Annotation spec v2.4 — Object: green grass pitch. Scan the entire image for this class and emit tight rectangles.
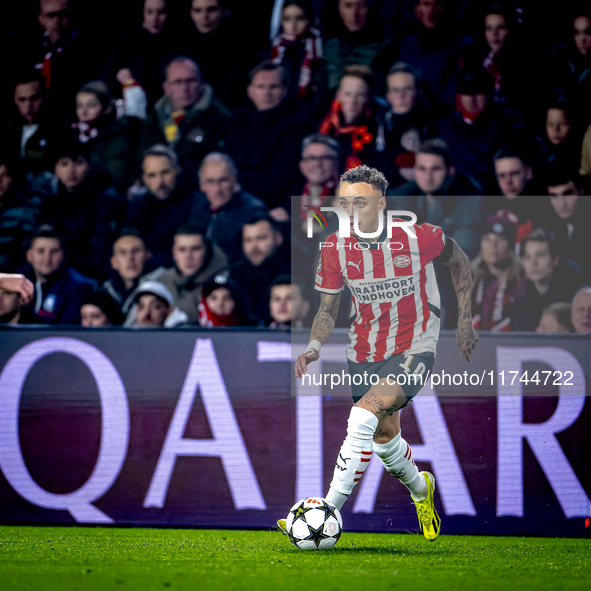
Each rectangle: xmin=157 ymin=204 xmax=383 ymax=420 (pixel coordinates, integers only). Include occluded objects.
xmin=0 ymin=526 xmax=589 ymax=591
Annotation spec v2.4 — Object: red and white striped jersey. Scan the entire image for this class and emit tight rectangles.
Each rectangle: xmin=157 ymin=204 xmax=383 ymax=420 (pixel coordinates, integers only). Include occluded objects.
xmin=315 ymin=223 xmax=446 ymax=363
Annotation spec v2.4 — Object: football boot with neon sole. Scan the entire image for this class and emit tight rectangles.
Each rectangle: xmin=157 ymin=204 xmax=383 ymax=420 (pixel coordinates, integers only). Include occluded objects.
xmin=412 ymin=471 xmax=441 ymax=541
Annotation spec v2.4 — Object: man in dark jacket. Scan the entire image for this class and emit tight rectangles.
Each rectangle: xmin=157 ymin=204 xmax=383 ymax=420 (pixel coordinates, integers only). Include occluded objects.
xmin=437 ymin=67 xmax=523 ymax=193
xmin=533 ymin=167 xmax=591 ymax=283
xmin=230 ymin=213 xmax=290 ymax=324
xmin=1 ymin=72 xmax=65 ymax=173
xmin=191 ymin=152 xmax=267 ymax=266
xmin=144 ymin=222 xmax=228 ymax=322
xmin=20 ymin=224 xmax=97 ymax=324
xmin=139 ymin=56 xmax=231 ymax=174
xmin=513 ymin=228 xmax=584 ymax=330
xmin=0 ymin=157 xmax=42 ymax=272
xmin=125 ymin=145 xmax=199 ymax=267
xmin=39 ymin=141 xmax=125 ymax=280
xmin=220 ymin=61 xmax=312 ymax=208
xmin=102 ymin=228 xmax=153 ymax=315
xmin=367 ymin=62 xmax=437 ymax=188
xmin=390 ymin=138 xmax=483 ymax=257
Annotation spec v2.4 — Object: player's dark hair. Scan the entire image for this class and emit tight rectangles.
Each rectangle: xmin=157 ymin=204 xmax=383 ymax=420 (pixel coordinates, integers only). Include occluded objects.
xmin=520 ymin=228 xmax=558 ymax=259
xmin=417 ymin=138 xmax=453 ymax=168
xmin=339 ymin=165 xmax=388 ymax=196
xmin=28 ymin=224 xmax=66 ymax=250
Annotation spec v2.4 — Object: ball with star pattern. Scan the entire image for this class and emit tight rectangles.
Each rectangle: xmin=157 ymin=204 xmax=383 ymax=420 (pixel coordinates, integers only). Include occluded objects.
xmin=286 ymin=497 xmax=343 ymax=550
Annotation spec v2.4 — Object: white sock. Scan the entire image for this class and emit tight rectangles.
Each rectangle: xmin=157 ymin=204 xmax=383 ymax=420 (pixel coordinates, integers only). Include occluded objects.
xmin=325 ymin=406 xmax=378 ymax=510
xmin=373 ymin=432 xmax=428 ymax=501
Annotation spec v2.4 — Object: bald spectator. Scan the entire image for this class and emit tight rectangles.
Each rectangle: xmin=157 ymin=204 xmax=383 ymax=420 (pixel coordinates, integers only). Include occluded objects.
xmin=571 ymin=287 xmax=591 ymax=334
xmin=191 ymin=152 xmax=266 ymax=265
xmin=102 ymin=229 xmax=152 ymax=314
xmin=221 ymin=61 xmax=311 ymax=208
xmin=535 ymin=302 xmax=574 ymax=334
xmin=80 ymin=290 xmax=124 ymax=327
xmin=145 ymin=223 xmax=228 ymax=322
xmin=20 ymin=225 xmax=97 ymax=324
xmin=230 ymin=214 xmax=290 ymax=323
xmin=140 ymin=56 xmax=231 ymax=173
xmin=124 ymin=281 xmax=189 ymax=328
xmin=125 ymin=145 xmax=198 ymax=265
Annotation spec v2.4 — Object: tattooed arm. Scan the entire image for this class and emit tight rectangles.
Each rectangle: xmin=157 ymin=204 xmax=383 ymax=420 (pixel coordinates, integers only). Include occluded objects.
xmin=442 ymin=238 xmax=479 ymax=362
xmin=295 ymin=291 xmax=341 ymax=378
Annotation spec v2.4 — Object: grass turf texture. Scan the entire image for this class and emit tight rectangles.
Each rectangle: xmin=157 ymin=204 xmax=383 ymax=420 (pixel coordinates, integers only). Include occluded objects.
xmin=0 ymin=526 xmax=589 ymax=591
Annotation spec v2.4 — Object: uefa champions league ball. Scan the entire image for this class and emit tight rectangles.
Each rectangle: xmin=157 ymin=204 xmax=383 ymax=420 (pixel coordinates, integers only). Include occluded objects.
xmin=286 ymin=497 xmax=343 ymax=550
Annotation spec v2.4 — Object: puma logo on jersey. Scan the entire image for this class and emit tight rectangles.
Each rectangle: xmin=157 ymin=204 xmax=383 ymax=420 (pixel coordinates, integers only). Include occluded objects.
xmin=347 ymin=260 xmax=361 ymax=272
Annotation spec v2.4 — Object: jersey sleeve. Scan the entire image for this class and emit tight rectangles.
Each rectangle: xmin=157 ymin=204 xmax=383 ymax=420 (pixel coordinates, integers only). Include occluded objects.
xmin=314 ymin=241 xmax=345 ymax=294
xmin=416 ymin=223 xmax=446 ymax=267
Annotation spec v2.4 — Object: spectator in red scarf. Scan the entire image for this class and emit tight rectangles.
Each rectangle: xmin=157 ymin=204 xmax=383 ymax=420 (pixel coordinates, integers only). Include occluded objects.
xmin=71 ymin=81 xmax=141 ymax=193
xmin=198 ymin=275 xmax=249 ymax=327
xmin=437 ymin=66 xmax=523 ymax=192
xmin=462 ymin=4 xmax=534 ymax=115
xmin=270 ymin=1 xmax=323 ymax=105
xmin=319 ymin=65 xmax=384 ymax=170
xmin=471 ymin=209 xmax=525 ymax=332
xmin=21 ymin=0 xmax=100 ymax=117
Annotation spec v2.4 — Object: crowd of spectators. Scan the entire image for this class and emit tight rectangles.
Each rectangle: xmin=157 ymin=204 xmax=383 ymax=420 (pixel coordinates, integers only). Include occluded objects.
xmin=1 ymin=0 xmax=591 ymax=335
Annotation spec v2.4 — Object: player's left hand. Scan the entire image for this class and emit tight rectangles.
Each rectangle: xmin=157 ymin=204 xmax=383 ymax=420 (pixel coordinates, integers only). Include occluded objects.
xmin=0 ymin=273 xmax=34 ymax=305
xmin=456 ymin=320 xmax=478 ymax=362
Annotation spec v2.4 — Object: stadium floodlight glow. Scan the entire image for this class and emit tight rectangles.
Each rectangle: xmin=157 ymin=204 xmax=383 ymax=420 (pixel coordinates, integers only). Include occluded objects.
xmin=305 ymin=208 xmax=418 ymax=239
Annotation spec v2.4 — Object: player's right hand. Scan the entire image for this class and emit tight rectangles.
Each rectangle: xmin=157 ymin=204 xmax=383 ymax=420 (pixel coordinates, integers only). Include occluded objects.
xmin=0 ymin=273 xmax=34 ymax=305
xmin=295 ymin=348 xmax=320 ymax=379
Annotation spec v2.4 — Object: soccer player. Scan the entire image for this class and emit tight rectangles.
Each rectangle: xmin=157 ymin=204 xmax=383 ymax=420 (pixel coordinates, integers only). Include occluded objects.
xmin=279 ymin=165 xmax=478 ymax=541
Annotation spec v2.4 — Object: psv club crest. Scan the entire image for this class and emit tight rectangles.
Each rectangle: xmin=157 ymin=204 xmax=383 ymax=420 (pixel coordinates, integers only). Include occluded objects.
xmin=393 ymin=255 xmax=411 ymax=268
